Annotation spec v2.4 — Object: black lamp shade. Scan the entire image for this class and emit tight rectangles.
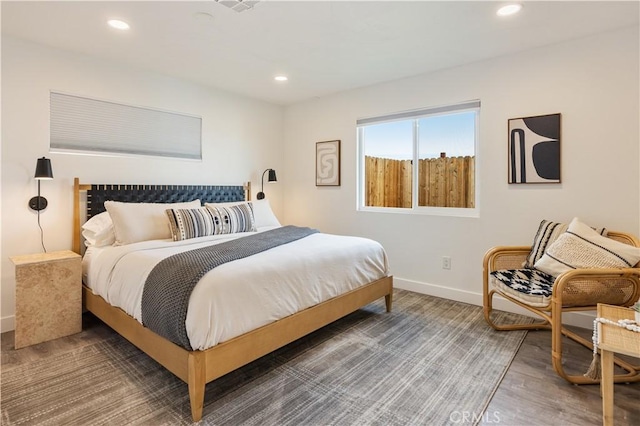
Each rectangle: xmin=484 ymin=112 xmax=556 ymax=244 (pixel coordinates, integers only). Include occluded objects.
xmin=34 ymin=157 xmax=53 ymax=180
xmin=29 ymin=157 xmax=53 ymax=211
xmin=257 ymin=168 xmax=277 ymax=200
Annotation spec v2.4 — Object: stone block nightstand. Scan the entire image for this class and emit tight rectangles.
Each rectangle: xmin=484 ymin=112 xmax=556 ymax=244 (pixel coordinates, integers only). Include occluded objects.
xmin=10 ymin=250 xmax=82 ymax=349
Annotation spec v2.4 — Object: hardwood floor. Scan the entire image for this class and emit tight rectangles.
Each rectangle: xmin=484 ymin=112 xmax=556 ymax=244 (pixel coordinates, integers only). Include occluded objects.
xmin=2 ymin=313 xmax=638 ymax=425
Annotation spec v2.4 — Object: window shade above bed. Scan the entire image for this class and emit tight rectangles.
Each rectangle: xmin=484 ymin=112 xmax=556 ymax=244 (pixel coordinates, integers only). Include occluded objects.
xmin=50 ymin=92 xmax=202 ymax=160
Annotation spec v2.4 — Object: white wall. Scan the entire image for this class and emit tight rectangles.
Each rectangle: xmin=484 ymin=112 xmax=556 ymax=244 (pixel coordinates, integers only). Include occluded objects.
xmin=282 ymin=26 xmax=640 ymax=327
xmin=1 ymin=37 xmax=284 ymax=331
xmin=3 ymin=27 xmax=638 ymax=332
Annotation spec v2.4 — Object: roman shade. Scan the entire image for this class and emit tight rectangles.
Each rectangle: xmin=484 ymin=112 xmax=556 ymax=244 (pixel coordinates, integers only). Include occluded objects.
xmin=50 ymin=92 xmax=202 ymax=160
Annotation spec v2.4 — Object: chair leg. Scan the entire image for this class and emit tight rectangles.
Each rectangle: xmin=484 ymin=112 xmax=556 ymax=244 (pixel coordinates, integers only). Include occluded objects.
xmin=551 ymin=319 xmax=640 ymax=384
xmin=485 ymin=290 xmax=638 ymax=384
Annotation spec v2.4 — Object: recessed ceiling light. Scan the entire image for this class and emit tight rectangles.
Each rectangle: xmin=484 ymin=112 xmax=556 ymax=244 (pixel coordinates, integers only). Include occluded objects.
xmin=496 ymin=4 xmax=522 ymax=17
xmin=108 ymin=19 xmax=130 ymax=30
xmin=274 ymin=76 xmax=288 ymax=82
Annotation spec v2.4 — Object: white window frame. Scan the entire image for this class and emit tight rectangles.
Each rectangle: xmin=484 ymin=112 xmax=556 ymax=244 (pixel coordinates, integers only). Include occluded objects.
xmin=356 ymin=100 xmax=480 ymax=217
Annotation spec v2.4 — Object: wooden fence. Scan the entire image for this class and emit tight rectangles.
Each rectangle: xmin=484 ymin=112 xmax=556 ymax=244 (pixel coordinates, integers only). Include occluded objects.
xmin=365 ymin=156 xmax=475 ymax=208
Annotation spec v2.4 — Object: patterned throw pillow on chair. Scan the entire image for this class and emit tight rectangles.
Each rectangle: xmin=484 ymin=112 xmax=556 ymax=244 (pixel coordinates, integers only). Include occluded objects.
xmin=534 ymin=217 xmax=640 ymax=277
xmin=490 ymin=268 xmax=556 ymax=307
xmin=523 ymin=219 xmax=607 ymax=268
xmin=491 ymin=269 xmax=556 ymax=297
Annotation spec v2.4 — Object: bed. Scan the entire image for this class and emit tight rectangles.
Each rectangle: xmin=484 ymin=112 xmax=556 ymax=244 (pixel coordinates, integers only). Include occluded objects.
xmin=72 ymin=178 xmax=393 ymax=421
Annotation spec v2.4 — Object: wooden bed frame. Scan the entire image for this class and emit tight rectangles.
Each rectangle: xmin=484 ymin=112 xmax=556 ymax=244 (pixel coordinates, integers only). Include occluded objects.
xmin=72 ymin=178 xmax=393 ymax=421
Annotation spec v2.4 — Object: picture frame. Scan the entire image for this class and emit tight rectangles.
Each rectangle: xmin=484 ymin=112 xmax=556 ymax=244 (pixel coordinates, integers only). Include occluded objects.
xmin=508 ymin=113 xmax=561 ymax=184
xmin=316 ymin=140 xmax=341 ymax=186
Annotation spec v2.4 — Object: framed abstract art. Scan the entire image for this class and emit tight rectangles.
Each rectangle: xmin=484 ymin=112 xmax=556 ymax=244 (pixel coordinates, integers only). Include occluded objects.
xmin=508 ymin=113 xmax=561 ymax=184
xmin=316 ymin=140 xmax=341 ymax=186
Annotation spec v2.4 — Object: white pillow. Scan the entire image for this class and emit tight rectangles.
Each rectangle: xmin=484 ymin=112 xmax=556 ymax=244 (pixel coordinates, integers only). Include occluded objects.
xmin=205 ymin=199 xmax=281 ymax=229
xmin=81 ymin=212 xmax=115 ymax=247
xmin=105 ymin=199 xmax=201 ymax=245
xmin=523 ymin=219 xmax=607 ymax=268
xmin=534 ymin=217 xmax=640 ymax=277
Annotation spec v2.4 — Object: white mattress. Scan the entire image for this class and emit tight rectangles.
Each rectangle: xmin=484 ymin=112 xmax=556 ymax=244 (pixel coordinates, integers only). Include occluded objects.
xmin=83 ymin=229 xmax=389 ymax=350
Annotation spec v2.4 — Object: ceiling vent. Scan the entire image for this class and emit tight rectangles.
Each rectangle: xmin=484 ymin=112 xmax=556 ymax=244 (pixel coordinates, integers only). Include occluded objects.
xmin=215 ymin=0 xmax=260 ymax=13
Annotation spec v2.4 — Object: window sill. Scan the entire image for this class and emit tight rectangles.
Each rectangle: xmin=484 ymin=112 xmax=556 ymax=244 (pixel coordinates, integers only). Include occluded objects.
xmin=357 ymin=206 xmax=479 ymax=218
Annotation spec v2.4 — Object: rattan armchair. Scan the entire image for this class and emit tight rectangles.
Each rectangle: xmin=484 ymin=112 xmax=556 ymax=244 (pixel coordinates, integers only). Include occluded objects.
xmin=483 ymin=231 xmax=640 ymax=384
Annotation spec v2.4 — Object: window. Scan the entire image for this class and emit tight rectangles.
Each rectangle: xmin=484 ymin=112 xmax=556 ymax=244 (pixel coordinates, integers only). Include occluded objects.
xmin=50 ymin=92 xmax=202 ymax=160
xmin=357 ymin=101 xmax=479 ymax=214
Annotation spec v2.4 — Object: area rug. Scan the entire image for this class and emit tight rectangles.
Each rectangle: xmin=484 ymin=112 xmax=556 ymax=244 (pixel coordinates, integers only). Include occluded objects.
xmin=1 ymin=290 xmax=531 ymax=425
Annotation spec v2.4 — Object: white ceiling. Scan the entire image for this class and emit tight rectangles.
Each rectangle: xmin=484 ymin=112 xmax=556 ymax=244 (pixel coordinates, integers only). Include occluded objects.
xmin=2 ymin=1 xmax=639 ymax=106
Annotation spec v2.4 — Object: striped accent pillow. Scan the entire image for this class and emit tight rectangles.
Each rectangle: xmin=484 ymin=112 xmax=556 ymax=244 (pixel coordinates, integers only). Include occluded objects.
xmin=524 ymin=219 xmax=606 ymax=268
xmin=206 ymin=203 xmax=256 ymax=234
xmin=166 ymin=204 xmax=257 ymax=241
xmin=534 ymin=217 xmax=640 ymax=277
xmin=166 ymin=207 xmax=218 ymax=241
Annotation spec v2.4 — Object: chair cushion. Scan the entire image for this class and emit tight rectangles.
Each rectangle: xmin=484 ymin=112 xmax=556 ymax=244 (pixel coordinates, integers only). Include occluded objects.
xmin=490 ymin=268 xmax=556 ymax=307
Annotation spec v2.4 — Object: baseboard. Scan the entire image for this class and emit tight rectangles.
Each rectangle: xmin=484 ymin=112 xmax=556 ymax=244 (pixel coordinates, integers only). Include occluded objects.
xmin=394 ymin=277 xmax=595 ymax=329
xmin=1 ymin=315 xmax=15 ymax=333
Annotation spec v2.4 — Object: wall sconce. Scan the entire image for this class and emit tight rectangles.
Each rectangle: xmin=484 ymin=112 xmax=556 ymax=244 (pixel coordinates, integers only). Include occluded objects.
xmin=257 ymin=168 xmax=277 ymax=200
xmin=28 ymin=157 xmax=54 ymax=211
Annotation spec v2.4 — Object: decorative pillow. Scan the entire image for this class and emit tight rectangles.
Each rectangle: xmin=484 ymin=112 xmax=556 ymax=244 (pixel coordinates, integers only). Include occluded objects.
xmin=105 ymin=199 xmax=201 ymax=245
xmin=166 ymin=207 xmax=218 ymax=241
xmin=490 ymin=268 xmax=557 ymax=308
xmin=81 ymin=212 xmax=115 ymax=247
xmin=205 ymin=199 xmax=281 ymax=229
xmin=206 ymin=203 xmax=256 ymax=234
xmin=491 ymin=269 xmax=556 ymax=297
xmin=524 ymin=219 xmax=606 ymax=268
xmin=534 ymin=217 xmax=640 ymax=277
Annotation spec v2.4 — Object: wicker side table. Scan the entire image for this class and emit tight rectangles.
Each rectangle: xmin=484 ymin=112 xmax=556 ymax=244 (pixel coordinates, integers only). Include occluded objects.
xmin=596 ymin=304 xmax=640 ymax=426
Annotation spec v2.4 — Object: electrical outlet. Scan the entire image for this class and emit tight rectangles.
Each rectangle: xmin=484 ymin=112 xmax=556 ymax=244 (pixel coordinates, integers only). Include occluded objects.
xmin=442 ymin=256 xmax=451 ymax=270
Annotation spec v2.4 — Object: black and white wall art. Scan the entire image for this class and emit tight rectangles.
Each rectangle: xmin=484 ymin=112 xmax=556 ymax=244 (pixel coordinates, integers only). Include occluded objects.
xmin=508 ymin=113 xmax=561 ymax=184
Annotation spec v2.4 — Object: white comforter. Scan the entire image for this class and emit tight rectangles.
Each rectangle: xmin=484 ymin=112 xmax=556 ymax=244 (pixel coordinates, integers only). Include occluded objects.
xmin=83 ymin=229 xmax=389 ymax=350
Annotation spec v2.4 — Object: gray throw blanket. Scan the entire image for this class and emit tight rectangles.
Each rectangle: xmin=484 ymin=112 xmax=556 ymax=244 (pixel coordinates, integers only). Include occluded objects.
xmin=141 ymin=225 xmax=318 ymax=350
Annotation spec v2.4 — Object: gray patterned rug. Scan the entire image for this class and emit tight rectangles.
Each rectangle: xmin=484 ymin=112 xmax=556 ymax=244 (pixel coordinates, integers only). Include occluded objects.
xmin=1 ymin=290 xmax=530 ymax=425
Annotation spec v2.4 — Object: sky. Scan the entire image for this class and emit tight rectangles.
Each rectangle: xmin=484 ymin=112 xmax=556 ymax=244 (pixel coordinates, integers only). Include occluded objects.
xmin=362 ymin=111 xmax=476 ymax=159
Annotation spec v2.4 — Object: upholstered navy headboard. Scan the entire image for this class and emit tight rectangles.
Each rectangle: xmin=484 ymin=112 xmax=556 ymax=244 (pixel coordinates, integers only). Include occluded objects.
xmin=87 ymin=184 xmax=247 ymax=218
